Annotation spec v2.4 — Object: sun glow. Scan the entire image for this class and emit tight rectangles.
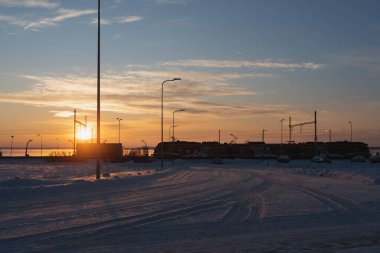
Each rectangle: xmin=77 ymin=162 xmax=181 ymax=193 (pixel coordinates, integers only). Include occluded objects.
xmin=77 ymin=127 xmax=92 ymax=141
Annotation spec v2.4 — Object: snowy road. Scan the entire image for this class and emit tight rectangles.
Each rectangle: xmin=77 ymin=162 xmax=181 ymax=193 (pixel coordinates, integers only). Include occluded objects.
xmin=1 ymin=160 xmax=380 ymax=252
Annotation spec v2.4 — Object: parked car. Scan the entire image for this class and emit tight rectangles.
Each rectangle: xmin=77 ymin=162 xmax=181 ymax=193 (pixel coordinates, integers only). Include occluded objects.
xmin=311 ymin=155 xmax=332 ymax=163
xmin=277 ymin=155 xmax=290 ymax=163
xmin=369 ymin=154 xmax=380 ymax=163
xmin=351 ymin=155 xmax=366 ymax=163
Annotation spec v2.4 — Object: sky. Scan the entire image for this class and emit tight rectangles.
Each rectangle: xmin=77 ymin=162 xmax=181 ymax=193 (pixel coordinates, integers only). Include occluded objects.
xmin=0 ymin=0 xmax=379 ymax=149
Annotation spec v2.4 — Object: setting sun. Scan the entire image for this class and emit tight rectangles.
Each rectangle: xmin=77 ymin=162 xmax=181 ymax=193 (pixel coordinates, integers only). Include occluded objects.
xmin=77 ymin=127 xmax=92 ymax=141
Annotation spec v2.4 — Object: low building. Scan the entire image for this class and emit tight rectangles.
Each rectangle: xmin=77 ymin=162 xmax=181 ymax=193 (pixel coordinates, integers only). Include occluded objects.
xmin=76 ymin=143 xmax=123 ymax=162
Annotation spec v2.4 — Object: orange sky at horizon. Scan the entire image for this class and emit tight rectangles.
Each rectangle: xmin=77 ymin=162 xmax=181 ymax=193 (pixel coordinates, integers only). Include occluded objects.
xmin=0 ymin=103 xmax=378 ymax=149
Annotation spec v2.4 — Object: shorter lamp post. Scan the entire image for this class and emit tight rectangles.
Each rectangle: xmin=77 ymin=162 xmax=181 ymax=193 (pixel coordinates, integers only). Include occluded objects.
xmin=262 ymin=129 xmax=267 ymax=143
xmin=169 ymin=125 xmax=177 ymax=142
xmin=348 ymin=121 xmax=353 ymax=143
xmin=37 ymin=134 xmax=42 ymax=157
xmin=116 ymin=118 xmax=122 ymax=143
xmin=161 ymin=78 xmax=181 ymax=170
xmin=172 ymin=109 xmax=185 ymax=142
xmin=56 ymin=138 xmax=60 ymax=151
xmin=280 ymin=119 xmax=285 ymax=148
xmin=25 ymin=139 xmax=32 ymax=157
xmin=10 ymin=135 xmax=14 ymax=157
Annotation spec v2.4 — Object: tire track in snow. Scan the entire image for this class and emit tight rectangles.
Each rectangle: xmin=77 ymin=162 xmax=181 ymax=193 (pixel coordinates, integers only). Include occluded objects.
xmin=265 ymin=176 xmax=357 ymax=214
xmin=220 ymin=173 xmax=270 ymax=225
xmin=0 ymin=169 xmax=237 ymax=242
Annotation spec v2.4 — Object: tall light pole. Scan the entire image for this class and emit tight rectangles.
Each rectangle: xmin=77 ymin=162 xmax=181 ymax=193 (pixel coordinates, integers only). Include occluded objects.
xmin=10 ymin=136 xmax=14 ymax=157
xmin=37 ymin=134 xmax=42 ymax=157
xmin=25 ymin=139 xmax=32 ymax=157
xmin=262 ymin=129 xmax=267 ymax=143
xmin=161 ymin=78 xmax=181 ymax=170
xmin=348 ymin=121 xmax=353 ymax=143
xmin=116 ymin=118 xmax=122 ymax=144
xmin=280 ymin=119 xmax=285 ymax=148
xmin=96 ymin=0 xmax=101 ymax=179
xmin=172 ymin=109 xmax=185 ymax=142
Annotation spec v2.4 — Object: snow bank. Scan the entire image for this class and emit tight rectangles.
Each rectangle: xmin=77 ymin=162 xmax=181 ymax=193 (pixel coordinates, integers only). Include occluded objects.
xmin=0 ymin=160 xmax=170 ymax=188
xmin=268 ymin=160 xmax=380 ymax=184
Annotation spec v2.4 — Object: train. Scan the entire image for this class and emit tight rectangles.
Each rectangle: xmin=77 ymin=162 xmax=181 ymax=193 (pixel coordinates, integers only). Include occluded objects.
xmin=154 ymin=141 xmax=370 ymax=159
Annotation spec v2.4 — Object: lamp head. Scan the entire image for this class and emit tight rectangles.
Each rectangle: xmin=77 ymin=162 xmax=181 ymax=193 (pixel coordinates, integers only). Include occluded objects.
xmin=173 ymin=78 xmax=181 ymax=81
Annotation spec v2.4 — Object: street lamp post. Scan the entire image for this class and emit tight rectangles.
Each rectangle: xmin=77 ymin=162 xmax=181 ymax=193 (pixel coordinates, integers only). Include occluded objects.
xmin=25 ymin=139 xmax=32 ymax=157
xmin=37 ymin=134 xmax=42 ymax=157
xmin=280 ymin=119 xmax=285 ymax=148
xmin=56 ymin=138 xmax=60 ymax=151
xmin=172 ymin=109 xmax=185 ymax=142
xmin=96 ymin=0 xmax=101 ymax=180
xmin=169 ymin=125 xmax=177 ymax=141
xmin=161 ymin=78 xmax=181 ymax=170
xmin=262 ymin=129 xmax=267 ymax=143
xmin=116 ymin=118 xmax=122 ymax=144
xmin=348 ymin=121 xmax=353 ymax=143
xmin=10 ymin=136 xmax=14 ymax=157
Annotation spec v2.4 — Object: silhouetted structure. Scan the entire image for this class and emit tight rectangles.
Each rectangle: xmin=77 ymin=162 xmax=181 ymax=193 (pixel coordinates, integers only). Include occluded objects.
xmin=77 ymin=143 xmax=123 ymax=163
xmin=154 ymin=141 xmax=370 ymax=159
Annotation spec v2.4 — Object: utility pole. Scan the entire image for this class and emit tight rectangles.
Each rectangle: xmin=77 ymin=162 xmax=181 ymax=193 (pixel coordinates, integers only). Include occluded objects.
xmin=348 ymin=121 xmax=353 ymax=143
xmin=10 ymin=136 xmax=14 ymax=157
xmin=262 ymin=129 xmax=267 ymax=143
xmin=288 ymin=116 xmax=292 ymax=143
xmin=280 ymin=119 xmax=285 ymax=148
xmin=230 ymin=134 xmax=238 ymax=144
xmin=288 ymin=111 xmax=317 ymax=147
xmin=314 ymin=110 xmax=317 ymax=155
xmin=96 ymin=0 xmax=101 ymax=179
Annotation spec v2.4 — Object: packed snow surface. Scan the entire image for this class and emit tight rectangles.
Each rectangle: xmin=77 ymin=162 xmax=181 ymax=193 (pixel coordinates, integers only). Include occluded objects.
xmin=0 ymin=159 xmax=380 ymax=252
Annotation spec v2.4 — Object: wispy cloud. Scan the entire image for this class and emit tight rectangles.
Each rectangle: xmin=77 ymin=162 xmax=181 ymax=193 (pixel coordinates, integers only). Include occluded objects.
xmin=0 ymin=69 xmax=271 ymax=118
xmin=0 ymin=0 xmax=59 ymax=8
xmin=0 ymin=14 xmax=27 ymax=27
xmin=50 ymin=111 xmax=74 ymax=118
xmin=90 ymin=18 xmax=113 ymax=26
xmin=163 ymin=59 xmax=326 ymax=70
xmin=116 ymin=16 xmax=143 ymax=23
xmin=90 ymin=16 xmax=144 ymax=26
xmin=0 ymin=8 xmax=97 ymax=30
xmin=24 ymin=8 xmax=97 ymax=30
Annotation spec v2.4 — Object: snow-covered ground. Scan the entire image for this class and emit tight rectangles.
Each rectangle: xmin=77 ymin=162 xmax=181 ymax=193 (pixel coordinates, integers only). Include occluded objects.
xmin=0 ymin=159 xmax=380 ymax=252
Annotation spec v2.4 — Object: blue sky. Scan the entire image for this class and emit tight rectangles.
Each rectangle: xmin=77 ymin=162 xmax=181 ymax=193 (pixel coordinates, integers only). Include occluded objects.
xmin=0 ymin=0 xmax=379 ymax=147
